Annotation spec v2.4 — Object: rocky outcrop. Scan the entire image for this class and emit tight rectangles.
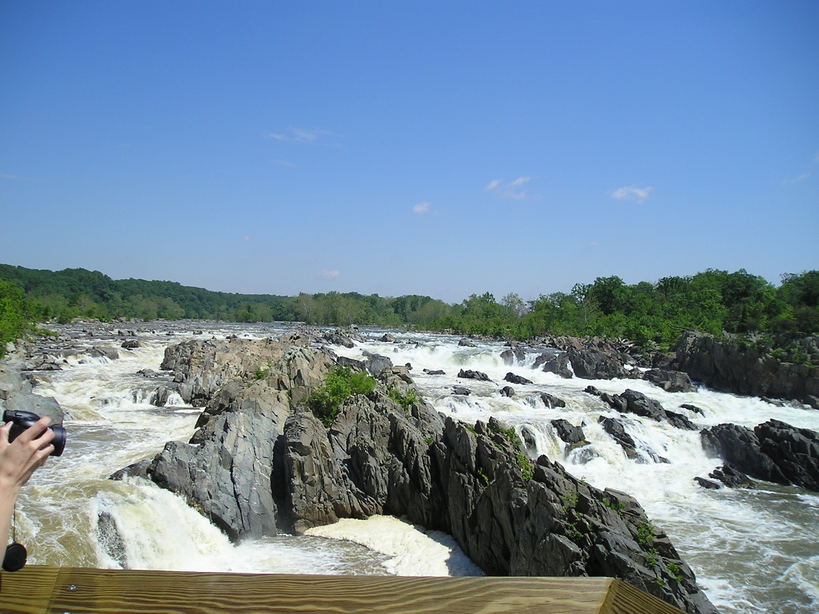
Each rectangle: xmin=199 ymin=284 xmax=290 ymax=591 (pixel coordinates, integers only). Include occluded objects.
xmin=643 ymin=369 xmax=696 ymax=393
xmin=458 ymin=369 xmax=491 ymax=382
xmin=551 ymin=419 xmax=585 ymax=445
xmin=500 ymin=346 xmax=526 ymax=365
xmin=566 ymin=347 xmax=626 ymax=380
xmin=588 ymin=388 xmax=697 ymax=431
xmin=136 ymin=335 xmax=714 ymax=614
xmin=540 ymin=392 xmax=566 ymax=409
xmin=533 ymin=352 xmax=573 ymax=379
xmin=674 ymin=331 xmax=819 ymax=407
xmin=598 ymin=417 xmax=638 ymax=460
xmin=503 ymin=372 xmax=532 ymax=385
xmin=700 ymin=420 xmax=819 ymax=491
xmin=0 ymin=354 xmax=64 ymax=424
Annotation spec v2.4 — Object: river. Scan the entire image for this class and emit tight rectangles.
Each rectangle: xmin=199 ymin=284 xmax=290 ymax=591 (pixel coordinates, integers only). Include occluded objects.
xmin=12 ymin=321 xmax=819 ymax=613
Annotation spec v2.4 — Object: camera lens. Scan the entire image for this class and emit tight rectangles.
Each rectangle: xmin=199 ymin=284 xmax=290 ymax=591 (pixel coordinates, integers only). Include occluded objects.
xmin=51 ymin=425 xmax=66 ymax=457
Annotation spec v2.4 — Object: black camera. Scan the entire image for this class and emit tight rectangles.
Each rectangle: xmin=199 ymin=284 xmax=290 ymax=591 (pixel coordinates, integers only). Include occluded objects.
xmin=3 ymin=410 xmax=66 ymax=456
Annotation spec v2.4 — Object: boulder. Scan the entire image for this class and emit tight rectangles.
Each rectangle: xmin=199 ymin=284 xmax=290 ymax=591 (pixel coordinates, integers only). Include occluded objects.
xmin=121 ymin=339 xmax=141 ymax=350
xmin=379 ymin=334 xmax=397 ymax=343
xmin=534 ymin=353 xmax=573 ymax=379
xmin=500 ymin=346 xmax=526 ymax=365
xmin=566 ymin=347 xmax=625 ymax=380
xmin=680 ymin=404 xmax=704 ymax=416
xmin=458 ymin=369 xmax=491 ymax=382
xmin=458 ymin=338 xmax=476 ymax=347
xmin=504 ymin=372 xmax=532 ymax=385
xmin=550 ymin=419 xmax=585 ymax=445
xmin=540 ymin=393 xmax=566 ymax=409
xmin=599 ymin=417 xmax=638 ymax=460
xmin=643 ymin=369 xmax=696 ymax=393
xmin=91 ymin=347 xmax=120 ymax=361
xmin=701 ymin=420 xmax=819 ymax=491
xmin=674 ymin=331 xmax=819 ymax=405
xmin=500 ymin=386 xmax=515 ymax=398
xmin=452 ymin=386 xmax=471 ymax=396
xmin=363 ymin=352 xmax=393 ymax=376
xmin=708 ymin=465 xmax=755 ymax=489
xmin=694 ymin=477 xmax=720 ymax=490
xmin=423 ymin=369 xmax=446 ymax=375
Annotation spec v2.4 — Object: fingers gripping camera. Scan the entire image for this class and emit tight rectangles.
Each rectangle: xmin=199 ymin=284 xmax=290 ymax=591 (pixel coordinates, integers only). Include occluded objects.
xmin=2 ymin=410 xmax=67 ymax=456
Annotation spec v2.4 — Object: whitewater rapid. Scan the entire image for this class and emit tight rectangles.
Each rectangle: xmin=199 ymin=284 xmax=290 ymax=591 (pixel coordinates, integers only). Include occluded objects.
xmin=12 ymin=322 xmax=819 ymax=613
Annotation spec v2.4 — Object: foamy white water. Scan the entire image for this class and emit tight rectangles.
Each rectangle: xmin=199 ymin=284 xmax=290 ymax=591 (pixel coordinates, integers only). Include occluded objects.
xmin=343 ymin=330 xmax=819 ymax=614
xmin=14 ymin=323 xmax=476 ymax=578
xmin=12 ymin=322 xmax=819 ymax=612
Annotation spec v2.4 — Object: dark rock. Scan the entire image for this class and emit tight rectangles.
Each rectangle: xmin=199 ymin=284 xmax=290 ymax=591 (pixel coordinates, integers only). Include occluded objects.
xmin=551 ymin=419 xmax=585 ymax=445
xmin=423 ymin=369 xmax=446 ymax=375
xmin=363 ymin=352 xmax=393 ymax=376
xmin=504 ymin=372 xmax=532 ymax=385
xmin=674 ymin=331 xmax=818 ymax=405
xmin=109 ymin=459 xmax=152 ymax=481
xmin=708 ymin=465 xmax=755 ymax=489
xmin=2 ymin=391 xmax=64 ymax=424
xmin=121 ymin=339 xmax=141 ymax=350
xmin=566 ymin=347 xmax=626 ymax=380
xmin=322 ymin=329 xmax=355 ymax=348
xmin=150 ymin=385 xmax=177 ymax=407
xmin=458 ymin=369 xmax=491 ymax=381
xmin=680 ymin=404 xmax=704 ymax=416
xmin=694 ymin=477 xmax=720 ymax=490
xmin=584 ymin=385 xmax=602 ymax=396
xmin=644 ymin=369 xmax=696 ymax=393
xmin=500 ymin=386 xmax=515 ymax=397
xmin=91 ymin=347 xmax=120 ymax=361
xmin=599 ymin=417 xmax=638 ymax=460
xmin=337 ymin=356 xmax=366 ymax=371
xmin=458 ymin=338 xmax=476 ymax=347
xmin=452 ymin=386 xmax=471 ymax=396
xmin=500 ymin=346 xmax=526 ymax=365
xmin=96 ymin=511 xmax=128 ymax=567
xmin=701 ymin=420 xmax=819 ymax=491
xmin=540 ymin=393 xmax=566 ymax=409
xmin=534 ymin=352 xmax=573 ymax=379
xmin=665 ymin=410 xmax=697 ymax=431
xmin=805 ymin=394 xmax=819 ymax=409
xmin=380 ymin=334 xmax=397 ymax=343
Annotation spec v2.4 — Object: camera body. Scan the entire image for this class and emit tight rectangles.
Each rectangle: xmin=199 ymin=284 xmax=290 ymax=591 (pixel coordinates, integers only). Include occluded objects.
xmin=2 ymin=410 xmax=66 ymax=456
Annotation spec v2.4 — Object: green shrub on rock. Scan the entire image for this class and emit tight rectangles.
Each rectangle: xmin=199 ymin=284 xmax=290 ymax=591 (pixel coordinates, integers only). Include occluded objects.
xmin=307 ymin=367 xmax=376 ymax=426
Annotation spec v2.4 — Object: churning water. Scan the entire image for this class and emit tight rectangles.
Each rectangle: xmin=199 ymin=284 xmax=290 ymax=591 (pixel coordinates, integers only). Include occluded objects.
xmin=13 ymin=323 xmax=819 ymax=613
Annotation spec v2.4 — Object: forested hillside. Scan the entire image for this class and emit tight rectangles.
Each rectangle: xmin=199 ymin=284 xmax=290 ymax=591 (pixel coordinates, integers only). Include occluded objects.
xmin=1 ymin=264 xmax=816 ymax=358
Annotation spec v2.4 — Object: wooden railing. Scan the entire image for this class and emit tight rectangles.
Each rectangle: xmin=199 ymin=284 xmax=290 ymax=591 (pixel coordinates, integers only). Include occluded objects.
xmin=0 ymin=566 xmax=685 ymax=613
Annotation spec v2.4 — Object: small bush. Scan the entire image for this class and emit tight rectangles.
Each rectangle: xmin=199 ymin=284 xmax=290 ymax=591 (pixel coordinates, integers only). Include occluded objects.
xmin=388 ymin=386 xmax=420 ymax=410
xmin=308 ymin=367 xmax=376 ymax=426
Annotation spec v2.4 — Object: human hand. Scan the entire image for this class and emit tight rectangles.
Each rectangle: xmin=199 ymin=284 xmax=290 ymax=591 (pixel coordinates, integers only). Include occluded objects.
xmin=0 ymin=417 xmax=56 ymax=495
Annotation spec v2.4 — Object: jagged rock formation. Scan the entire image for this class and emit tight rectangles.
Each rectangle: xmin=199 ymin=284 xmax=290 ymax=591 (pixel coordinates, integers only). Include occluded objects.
xmin=643 ymin=369 xmax=696 ymax=393
xmin=533 ymin=352 xmax=573 ymax=378
xmin=701 ymin=419 xmax=819 ymax=491
xmin=567 ymin=347 xmax=626 ymax=379
xmin=586 ymin=387 xmax=697 ymax=431
xmin=138 ymin=335 xmax=715 ymax=614
xmin=674 ymin=331 xmax=819 ymax=407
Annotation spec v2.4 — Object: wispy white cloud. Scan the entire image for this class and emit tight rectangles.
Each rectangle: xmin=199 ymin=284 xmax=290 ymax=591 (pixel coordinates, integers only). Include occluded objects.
xmin=267 ymin=127 xmax=331 ymax=144
xmin=320 ymin=269 xmax=340 ymax=280
xmin=485 ymin=176 xmax=534 ymax=200
xmin=484 ymin=179 xmax=502 ymax=192
xmin=271 ymin=159 xmax=297 ymax=168
xmin=412 ymin=201 xmax=431 ymax=215
xmin=784 ymin=172 xmax=810 ymax=185
xmin=243 ymin=235 xmax=252 ymax=242
xmin=0 ymin=173 xmax=21 ymax=180
xmin=611 ymin=185 xmax=653 ymax=204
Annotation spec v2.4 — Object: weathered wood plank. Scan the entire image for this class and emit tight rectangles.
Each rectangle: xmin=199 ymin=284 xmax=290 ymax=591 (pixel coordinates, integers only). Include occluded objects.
xmin=0 ymin=567 xmax=687 ymax=614
xmin=606 ymin=579 xmax=688 ymax=614
xmin=0 ymin=566 xmax=59 ymax=614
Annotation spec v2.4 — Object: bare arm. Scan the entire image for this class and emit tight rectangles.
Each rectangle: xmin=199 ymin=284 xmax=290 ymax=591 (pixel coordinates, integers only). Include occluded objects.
xmin=0 ymin=418 xmax=55 ymax=548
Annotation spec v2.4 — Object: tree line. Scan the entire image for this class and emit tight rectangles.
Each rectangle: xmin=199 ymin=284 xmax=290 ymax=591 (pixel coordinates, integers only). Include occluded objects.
xmin=1 ymin=263 xmax=816 ymax=358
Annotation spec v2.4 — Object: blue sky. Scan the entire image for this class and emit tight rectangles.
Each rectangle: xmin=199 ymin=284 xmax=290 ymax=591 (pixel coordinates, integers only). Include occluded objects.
xmin=1 ymin=1 xmax=817 ymax=302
